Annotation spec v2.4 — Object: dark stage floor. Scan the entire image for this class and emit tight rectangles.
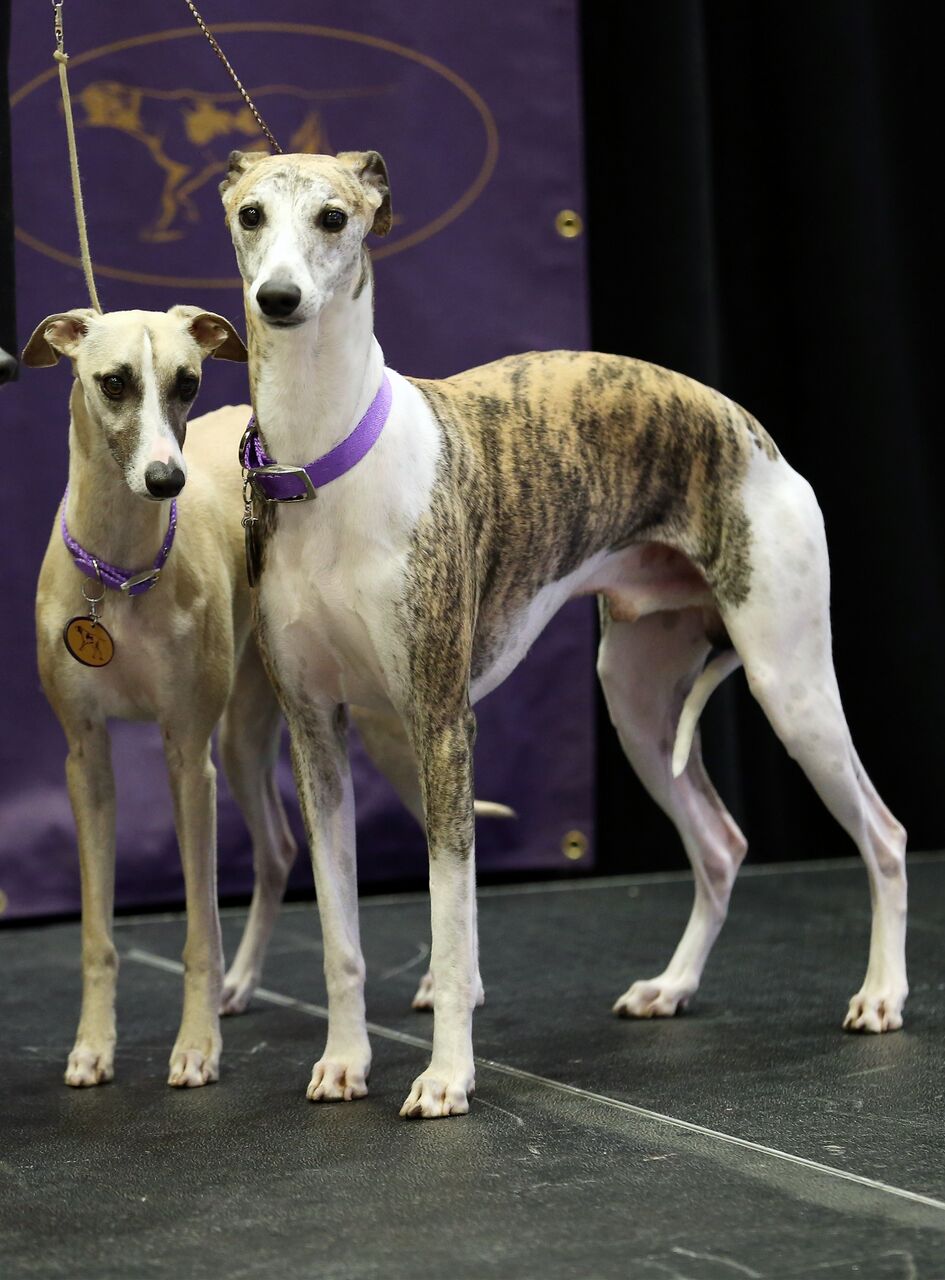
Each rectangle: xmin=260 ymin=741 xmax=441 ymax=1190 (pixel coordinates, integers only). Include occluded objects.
xmin=3 ymin=854 xmax=945 ymax=1279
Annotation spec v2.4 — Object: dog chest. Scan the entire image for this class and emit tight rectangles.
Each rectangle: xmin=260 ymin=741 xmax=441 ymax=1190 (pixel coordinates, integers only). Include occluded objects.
xmin=259 ymin=522 xmax=408 ymax=712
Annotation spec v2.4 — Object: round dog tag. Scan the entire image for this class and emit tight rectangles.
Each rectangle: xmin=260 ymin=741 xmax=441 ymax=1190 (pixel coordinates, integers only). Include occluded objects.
xmin=63 ymin=616 xmax=115 ymax=667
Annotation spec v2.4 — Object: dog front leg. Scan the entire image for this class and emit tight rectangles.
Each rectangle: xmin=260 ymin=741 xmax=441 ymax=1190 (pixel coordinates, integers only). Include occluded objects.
xmin=401 ymin=707 xmax=478 ymax=1119
xmin=290 ymin=705 xmax=371 ymax=1102
xmin=64 ymin=723 xmax=118 ymax=1086
xmin=162 ymin=733 xmax=224 ymax=1087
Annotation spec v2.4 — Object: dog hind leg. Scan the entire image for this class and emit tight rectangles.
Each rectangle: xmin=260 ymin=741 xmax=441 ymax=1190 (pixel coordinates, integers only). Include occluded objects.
xmin=219 ymin=641 xmax=297 ymax=1015
xmin=598 ymin=606 xmax=747 ymax=1018
xmin=723 ymin=464 xmax=907 ymax=1031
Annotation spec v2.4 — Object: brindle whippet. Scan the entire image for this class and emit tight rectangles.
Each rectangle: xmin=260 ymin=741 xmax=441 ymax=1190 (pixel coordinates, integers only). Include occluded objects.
xmin=26 ymin=304 xmax=468 ymax=1087
xmin=221 ymin=149 xmax=908 ymax=1119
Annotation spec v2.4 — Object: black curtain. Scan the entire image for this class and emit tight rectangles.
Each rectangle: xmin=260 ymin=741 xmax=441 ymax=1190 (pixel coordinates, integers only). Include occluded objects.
xmin=0 ymin=0 xmax=15 ymax=358
xmin=583 ymin=2 xmax=942 ymax=868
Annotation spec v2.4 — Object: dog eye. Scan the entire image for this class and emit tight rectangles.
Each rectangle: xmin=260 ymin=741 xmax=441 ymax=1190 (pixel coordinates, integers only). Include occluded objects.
xmin=102 ymin=375 xmax=124 ymax=399
xmin=321 ymin=208 xmax=347 ymax=232
xmin=178 ymin=374 xmax=199 ymax=402
xmin=239 ymin=206 xmax=262 ymax=229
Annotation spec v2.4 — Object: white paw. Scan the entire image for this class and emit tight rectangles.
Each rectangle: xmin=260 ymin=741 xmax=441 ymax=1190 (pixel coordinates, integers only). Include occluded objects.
xmin=400 ymin=1067 xmax=475 ymax=1119
xmin=168 ymin=1044 xmax=220 ymax=1088
xmin=410 ymin=971 xmax=485 ymax=1012
xmin=843 ymin=990 xmax=905 ymax=1034
xmin=613 ymin=978 xmax=692 ymax=1019
xmin=307 ymin=1056 xmax=370 ymax=1102
xmin=64 ymin=1044 xmax=114 ymax=1087
xmin=220 ymin=968 xmax=257 ymax=1016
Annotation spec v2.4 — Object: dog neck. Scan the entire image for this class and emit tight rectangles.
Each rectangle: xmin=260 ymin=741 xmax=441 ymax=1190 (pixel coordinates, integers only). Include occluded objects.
xmin=246 ymin=275 xmax=385 ymax=467
xmin=64 ymin=379 xmax=170 ymax=571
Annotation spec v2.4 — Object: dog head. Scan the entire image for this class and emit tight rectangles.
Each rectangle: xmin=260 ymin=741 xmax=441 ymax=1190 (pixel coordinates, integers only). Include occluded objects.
xmin=22 ymin=306 xmax=246 ymax=500
xmin=219 ymin=150 xmax=391 ymax=329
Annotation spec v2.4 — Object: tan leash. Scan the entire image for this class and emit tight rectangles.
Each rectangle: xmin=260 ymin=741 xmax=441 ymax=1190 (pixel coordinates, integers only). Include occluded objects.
xmin=50 ymin=0 xmax=281 ymax=316
xmin=180 ymin=1 xmax=283 ymax=154
xmin=52 ymin=1 xmax=101 ymax=313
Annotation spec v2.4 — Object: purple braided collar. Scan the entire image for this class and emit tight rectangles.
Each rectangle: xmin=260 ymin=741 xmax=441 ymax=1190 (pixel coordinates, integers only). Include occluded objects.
xmin=60 ymin=488 xmax=178 ymax=595
xmin=242 ymin=371 xmax=392 ymax=502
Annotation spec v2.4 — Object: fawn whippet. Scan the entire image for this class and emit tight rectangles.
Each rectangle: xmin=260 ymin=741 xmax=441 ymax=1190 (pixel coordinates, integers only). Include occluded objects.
xmin=26 ymin=304 xmax=466 ymax=1087
xmin=221 ymin=149 xmax=908 ymax=1119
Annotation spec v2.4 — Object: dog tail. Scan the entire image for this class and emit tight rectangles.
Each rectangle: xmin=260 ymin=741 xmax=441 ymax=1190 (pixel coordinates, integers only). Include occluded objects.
xmin=474 ymin=800 xmax=517 ymax=820
xmin=671 ymin=649 xmax=743 ymax=778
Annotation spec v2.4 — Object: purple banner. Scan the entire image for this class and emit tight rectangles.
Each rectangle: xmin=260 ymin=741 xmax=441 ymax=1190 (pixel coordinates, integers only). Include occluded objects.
xmin=0 ymin=0 xmax=592 ymax=919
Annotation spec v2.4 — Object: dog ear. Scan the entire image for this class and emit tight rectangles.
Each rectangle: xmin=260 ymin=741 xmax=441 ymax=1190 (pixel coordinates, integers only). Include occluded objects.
xmin=168 ymin=306 xmax=248 ymax=362
xmin=219 ymin=149 xmax=268 ymax=203
xmin=336 ymin=150 xmax=392 ymax=236
xmin=21 ymin=309 xmax=96 ymax=367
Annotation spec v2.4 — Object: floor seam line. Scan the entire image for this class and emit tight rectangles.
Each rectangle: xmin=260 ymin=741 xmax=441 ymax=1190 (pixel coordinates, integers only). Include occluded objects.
xmin=123 ymin=945 xmax=945 ymax=1216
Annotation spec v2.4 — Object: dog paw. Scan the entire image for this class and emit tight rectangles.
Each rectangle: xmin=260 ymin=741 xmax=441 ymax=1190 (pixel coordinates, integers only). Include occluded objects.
xmin=168 ymin=1046 xmax=220 ymax=1088
xmin=410 ymin=971 xmax=485 ymax=1012
xmin=411 ymin=971 xmax=436 ymax=1011
xmin=400 ymin=1067 xmax=475 ymax=1119
xmin=306 ymin=1055 xmax=370 ymax=1102
xmin=843 ymin=990 xmax=905 ymax=1034
xmin=613 ymin=979 xmax=691 ymax=1019
xmin=64 ymin=1044 xmax=114 ymax=1087
xmin=220 ymin=969 xmax=257 ymax=1016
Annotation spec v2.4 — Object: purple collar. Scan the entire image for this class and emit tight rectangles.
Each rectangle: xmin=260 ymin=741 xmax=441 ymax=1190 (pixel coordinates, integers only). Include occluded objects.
xmin=241 ymin=372 xmax=392 ymax=502
xmin=60 ymin=489 xmax=178 ymax=595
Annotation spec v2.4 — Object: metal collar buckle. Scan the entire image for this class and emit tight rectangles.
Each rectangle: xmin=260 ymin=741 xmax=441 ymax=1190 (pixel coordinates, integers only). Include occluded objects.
xmin=248 ymin=463 xmax=319 ymax=503
xmin=120 ymin=568 xmax=162 ymax=592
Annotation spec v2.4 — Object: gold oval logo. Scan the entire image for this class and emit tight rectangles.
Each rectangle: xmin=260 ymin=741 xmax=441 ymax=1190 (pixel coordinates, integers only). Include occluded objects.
xmin=12 ymin=23 xmax=499 ymax=289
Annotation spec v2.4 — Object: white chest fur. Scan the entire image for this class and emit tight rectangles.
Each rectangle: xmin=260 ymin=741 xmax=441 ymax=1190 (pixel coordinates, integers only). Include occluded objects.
xmin=257 ymin=370 xmax=440 ymax=713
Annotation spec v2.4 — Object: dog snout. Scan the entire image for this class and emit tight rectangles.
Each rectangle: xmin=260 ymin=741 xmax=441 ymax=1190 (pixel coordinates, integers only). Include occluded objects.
xmin=257 ymin=279 xmax=302 ymax=320
xmin=144 ymin=461 xmax=185 ymax=499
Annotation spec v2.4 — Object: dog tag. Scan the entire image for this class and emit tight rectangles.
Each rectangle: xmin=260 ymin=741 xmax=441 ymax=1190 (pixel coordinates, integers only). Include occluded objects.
xmin=63 ymin=616 xmax=115 ymax=667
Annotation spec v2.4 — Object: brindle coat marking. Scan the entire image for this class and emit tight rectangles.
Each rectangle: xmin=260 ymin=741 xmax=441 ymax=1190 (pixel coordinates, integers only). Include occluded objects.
xmin=405 ymin=352 xmax=774 ymax=690
xmin=220 ymin=148 xmax=908 ymax=1121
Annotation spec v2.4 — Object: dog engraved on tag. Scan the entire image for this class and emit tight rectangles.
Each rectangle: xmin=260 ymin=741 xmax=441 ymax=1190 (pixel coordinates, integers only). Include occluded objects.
xmin=63 ymin=616 xmax=115 ymax=667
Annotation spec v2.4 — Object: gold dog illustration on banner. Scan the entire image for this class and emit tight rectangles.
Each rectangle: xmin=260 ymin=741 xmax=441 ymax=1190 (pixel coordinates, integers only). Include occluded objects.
xmin=74 ymin=81 xmax=396 ymax=243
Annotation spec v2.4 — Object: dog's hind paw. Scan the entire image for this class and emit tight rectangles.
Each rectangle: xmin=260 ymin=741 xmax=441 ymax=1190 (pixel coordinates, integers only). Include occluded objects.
xmin=220 ymin=970 xmax=257 ymax=1016
xmin=411 ymin=971 xmax=436 ymax=1011
xmin=410 ymin=970 xmax=485 ymax=1012
xmin=612 ymin=978 xmax=692 ymax=1019
xmin=168 ymin=1046 xmax=220 ymax=1087
xmin=843 ymin=990 xmax=905 ymax=1034
xmin=64 ymin=1045 xmax=114 ymax=1087
xmin=400 ymin=1067 xmax=474 ymax=1119
xmin=307 ymin=1056 xmax=370 ymax=1102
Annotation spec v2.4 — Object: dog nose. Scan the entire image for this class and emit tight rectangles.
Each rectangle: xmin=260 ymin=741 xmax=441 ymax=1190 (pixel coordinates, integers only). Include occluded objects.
xmin=0 ymin=348 xmax=18 ymax=385
xmin=257 ymin=279 xmax=301 ymax=319
xmin=145 ymin=461 xmax=185 ymax=499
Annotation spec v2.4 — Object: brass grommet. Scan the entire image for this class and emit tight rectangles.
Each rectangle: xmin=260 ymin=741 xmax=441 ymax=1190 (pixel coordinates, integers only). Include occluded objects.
xmin=562 ymin=829 xmax=588 ymax=860
xmin=554 ymin=209 xmax=584 ymax=239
